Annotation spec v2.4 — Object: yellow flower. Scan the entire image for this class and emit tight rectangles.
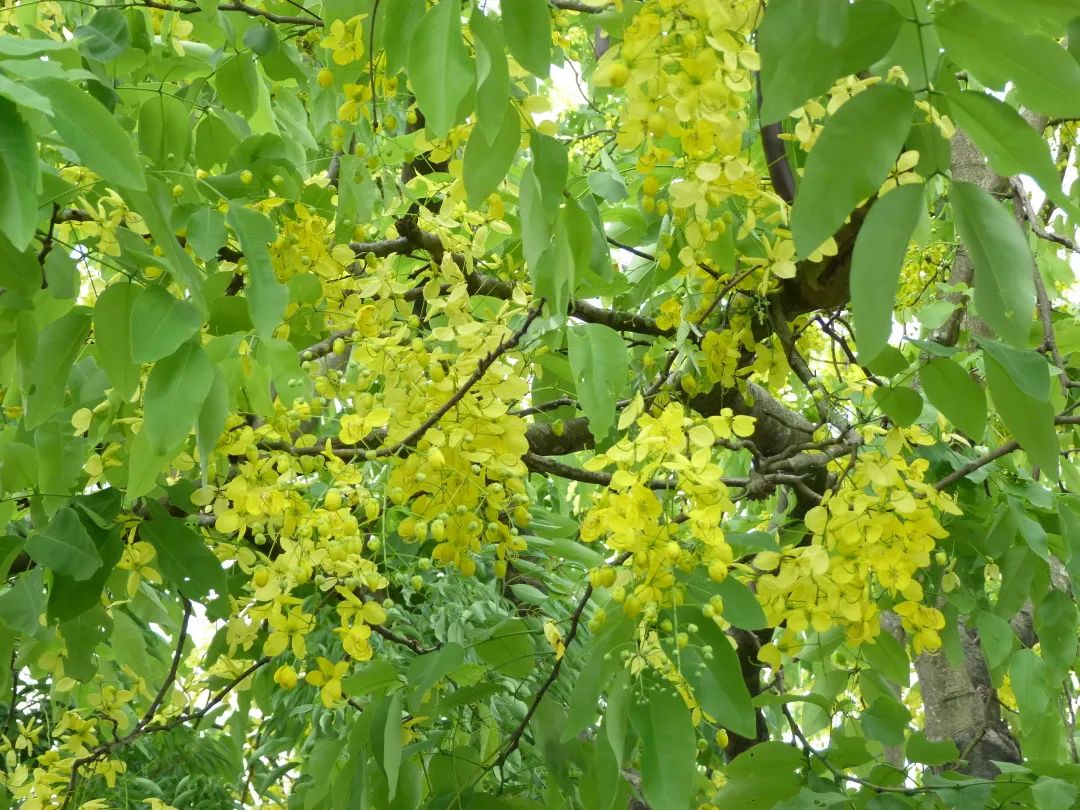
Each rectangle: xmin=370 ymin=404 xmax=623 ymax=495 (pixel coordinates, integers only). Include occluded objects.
xmin=544 ymin=621 xmax=565 ymax=660
xmin=263 ymin=605 xmax=314 ymax=658
xmin=321 ymin=15 xmax=365 ymax=66
xmin=305 ymin=657 xmax=350 ymax=708
xmin=274 ymin=665 xmax=299 ymax=690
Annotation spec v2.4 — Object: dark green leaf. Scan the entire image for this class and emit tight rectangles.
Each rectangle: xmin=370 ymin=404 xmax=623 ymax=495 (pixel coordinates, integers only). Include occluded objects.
xmin=75 ymin=7 xmax=130 ymax=61
xmin=975 ymin=338 xmax=1050 ymax=403
xmin=919 ymin=358 xmax=987 ymax=437
xmin=216 ymin=53 xmax=259 ymax=118
xmin=951 ymin=181 xmax=1035 ymax=348
xmin=24 ymin=507 xmax=102 ymax=581
xmin=141 ymin=502 xmax=228 ymax=614
xmin=872 ymin=385 xmax=922 ymax=426
xmin=791 ymin=83 xmax=914 ymax=258
xmin=850 ymin=183 xmax=925 ymax=362
xmin=1034 ymin=589 xmax=1078 ymax=679
xmin=984 ymin=353 xmax=1059 ymax=476
xmin=679 ymin=606 xmax=756 ymax=737
xmin=714 ymin=742 xmax=804 ymax=809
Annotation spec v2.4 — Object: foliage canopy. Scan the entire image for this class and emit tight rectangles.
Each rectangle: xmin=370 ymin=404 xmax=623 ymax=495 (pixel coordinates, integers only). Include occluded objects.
xmin=1 ymin=0 xmax=1080 ymax=808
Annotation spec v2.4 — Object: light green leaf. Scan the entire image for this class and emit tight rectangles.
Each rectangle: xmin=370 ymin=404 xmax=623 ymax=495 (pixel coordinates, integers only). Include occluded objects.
xmin=0 ymin=98 xmax=40 ymax=251
xmin=568 ymin=323 xmax=627 ymax=443
xmin=951 ymin=181 xmax=1035 ymax=348
xmin=470 ymin=8 xmax=510 ymax=143
xmin=905 ymin=732 xmax=958 ymax=766
xmin=141 ymin=502 xmax=229 ymax=616
xmin=186 ymin=207 xmax=226 ymax=262
xmin=25 ymin=306 xmax=92 ymax=429
xmin=791 ymin=83 xmax=914 ymax=258
xmin=946 ymin=89 xmax=1080 ymax=221
xmin=519 ymin=162 xmax=551 ymax=268
xmin=216 ymin=53 xmax=258 ymax=118
xmin=227 ymin=205 xmax=288 ymax=339
xmin=713 ymin=576 xmax=768 ymax=630
xmin=0 ymin=73 xmax=53 ymax=114
xmin=629 ymin=676 xmax=695 ymax=810
xmin=138 ymin=94 xmax=191 ymax=171
xmin=129 ymin=285 xmax=203 ymax=364
xmin=935 ymin=2 xmax=1080 ymax=118
xmin=1034 ymin=589 xmax=1078 ymax=679
xmin=30 ymin=78 xmax=146 ymax=191
xmin=143 ymin=341 xmax=216 ymax=455
xmin=75 ymin=7 xmax=130 ymax=62
xmin=532 ymin=132 xmax=568 ymax=221
xmin=382 ymin=691 xmax=403 ymax=800
xmin=860 ymin=632 xmax=910 ymax=686
xmin=475 ymin=618 xmax=535 ymax=678
xmin=679 ymin=606 xmax=756 ymax=738
xmin=502 ymin=0 xmax=551 ymax=79
xmin=919 ymin=358 xmax=987 ymax=438
xmin=975 ymin=611 xmax=1015 ymax=671
xmin=604 ymin=668 xmax=631 ymax=766
xmin=196 ymin=368 xmax=229 ymax=486
xmin=984 ymin=354 xmax=1058 ymax=476
xmin=0 ymin=569 xmax=46 ymax=636
xmin=975 ymin=338 xmax=1050 ymax=402
xmin=563 ymin=649 xmax=606 ymax=743
xmin=850 ymin=183 xmax=924 ymax=362
xmin=406 ymin=642 xmax=465 ymax=714
xmin=0 ymin=35 xmax=72 ymax=57
xmin=24 ymin=507 xmax=102 ymax=581
xmin=382 ymin=0 xmax=425 ymax=74
xmin=758 ymin=0 xmax=903 ymax=123
xmin=408 ymin=0 xmax=474 ymax=139
xmin=1032 ymin=777 xmax=1079 ymax=810
xmin=463 ymin=101 xmax=520 ymax=207
xmin=93 ymin=282 xmax=140 ymax=400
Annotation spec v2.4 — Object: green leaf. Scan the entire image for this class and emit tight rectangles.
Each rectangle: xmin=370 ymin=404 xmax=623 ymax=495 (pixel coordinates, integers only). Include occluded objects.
xmin=984 ymin=353 xmax=1059 ymax=476
xmin=975 ymin=611 xmax=1015 ymax=672
xmin=382 ymin=0 xmax=425 ymax=74
xmin=216 ymin=53 xmax=259 ymax=118
xmin=629 ymin=676 xmax=695 ymax=810
xmin=24 ymin=507 xmax=102 ymax=581
xmin=946 ymin=90 xmax=1080 ymax=221
xmin=196 ymin=368 xmax=229 ymax=486
xmin=227 ymin=205 xmax=288 ymax=339
xmin=1032 ymin=777 xmax=1079 ymax=810
xmin=186 ymin=207 xmax=226 ymax=262
xmin=714 ymin=742 xmax=804 ymax=809
xmin=975 ymin=338 xmax=1050 ymax=403
xmin=935 ymin=2 xmax=1080 ymax=119
xmin=872 ymin=385 xmax=922 ymax=426
xmin=1011 ymin=649 xmax=1051 ymax=729
xmin=129 ymin=285 xmax=203 ymax=364
xmin=758 ymin=0 xmax=903 ymax=123
xmin=850 ymin=183 xmax=924 ymax=362
xmin=502 ymin=0 xmax=551 ymax=79
xmin=30 ymin=78 xmax=146 ymax=191
xmin=919 ymin=358 xmax=987 ymax=438
xmin=713 ymin=576 xmax=768 ymax=630
xmin=534 ymin=218 xmax=574 ymax=320
xmin=470 ymin=8 xmax=510 ymax=143
xmin=950 ymin=181 xmax=1035 ymax=348
xmin=860 ymin=632 xmax=910 ymax=687
xmin=406 ymin=642 xmax=465 ymax=713
xmin=475 ymin=618 xmax=535 ymax=678
xmin=679 ymin=606 xmax=756 ymax=738
xmin=1034 ymin=589 xmax=1078 ymax=679
xmin=604 ymin=668 xmax=631 ymax=766
xmin=791 ymin=83 xmax=914 ymax=258
xmin=93 ymin=282 xmax=140 ymax=400
xmin=0 ymin=569 xmax=46 ymax=636
xmin=138 ymin=94 xmax=191 ymax=171
xmin=568 ymin=323 xmax=628 ymax=443
xmin=463 ymin=101 xmax=520 ymax=207
xmin=143 ymin=341 xmax=216 ymax=455
xmin=75 ymin=7 xmax=130 ymax=62
xmin=0 ymin=98 xmax=40 ymax=251
xmin=862 ymin=695 xmax=911 ymax=746
xmin=905 ymin=732 xmax=958 ymax=766
xmin=532 ymin=132 xmax=568 ymax=221
xmin=377 ymin=691 xmax=404 ymax=800
xmin=562 ymin=648 xmax=607 ymax=742
xmin=141 ymin=502 xmax=228 ymax=615
xmin=408 ymin=0 xmax=474 ymax=138
xmin=0 ymin=72 xmax=53 ymax=115
xmin=0 ymin=35 xmax=72 ymax=57
xmin=25 ymin=306 xmax=92 ymax=429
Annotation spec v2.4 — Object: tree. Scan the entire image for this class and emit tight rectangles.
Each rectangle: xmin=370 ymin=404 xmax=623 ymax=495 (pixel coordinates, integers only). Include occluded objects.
xmin=1 ymin=0 xmax=1080 ymax=807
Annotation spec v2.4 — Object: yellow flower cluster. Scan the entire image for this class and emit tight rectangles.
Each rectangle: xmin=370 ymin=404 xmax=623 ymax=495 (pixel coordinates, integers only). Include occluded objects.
xmin=755 ymin=438 xmax=961 ymax=656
